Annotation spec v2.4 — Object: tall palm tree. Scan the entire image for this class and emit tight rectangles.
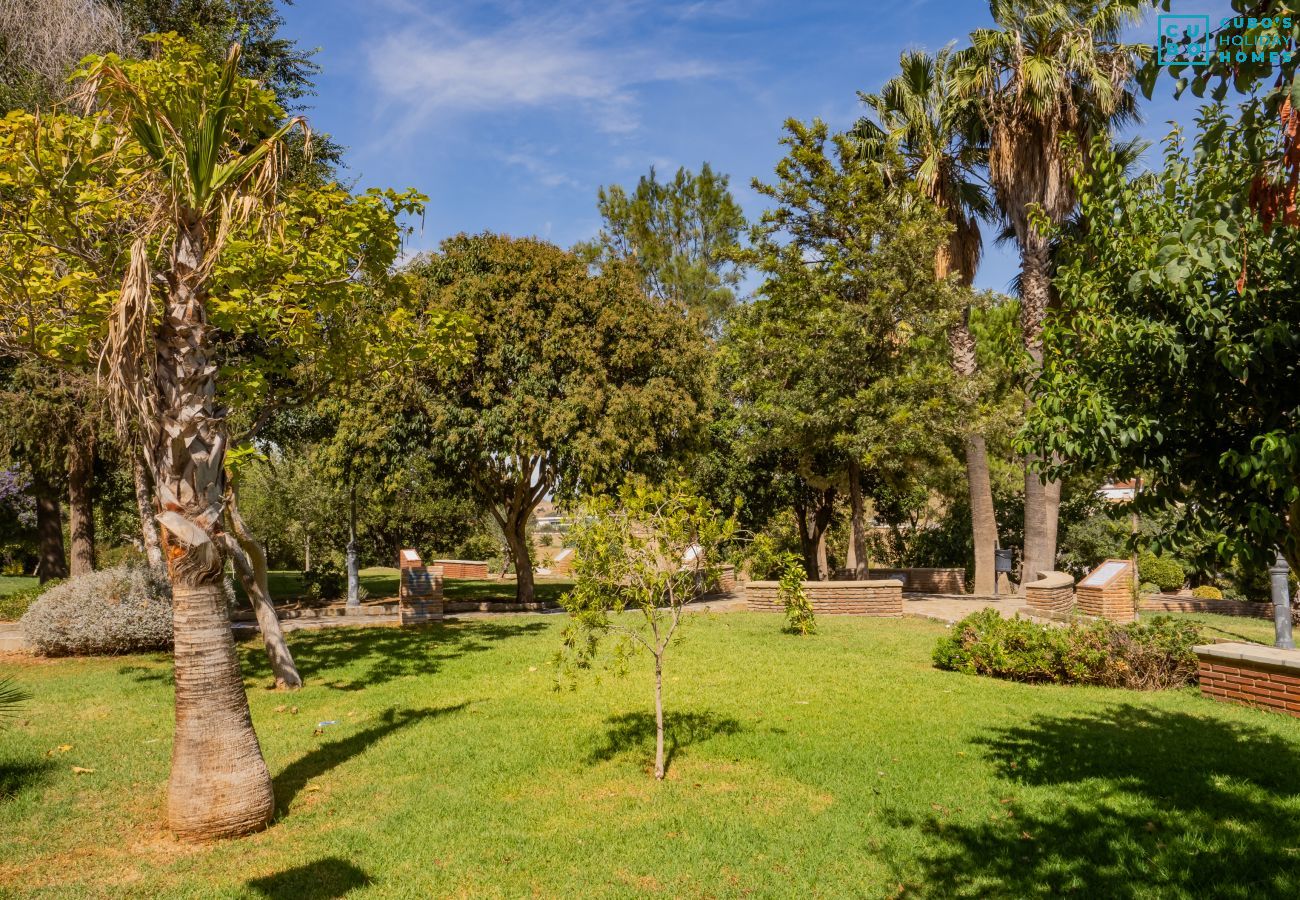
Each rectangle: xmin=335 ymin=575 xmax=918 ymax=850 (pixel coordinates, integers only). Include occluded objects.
xmin=853 ymin=47 xmax=1003 ymax=594
xmin=83 ymin=38 xmax=303 ymax=841
xmin=955 ymin=0 xmax=1148 ymax=589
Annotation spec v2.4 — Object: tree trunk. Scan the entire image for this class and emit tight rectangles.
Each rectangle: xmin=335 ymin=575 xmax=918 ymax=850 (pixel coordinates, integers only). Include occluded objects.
xmin=1018 ymin=235 xmax=1059 ymax=590
xmin=303 ymin=535 xmax=310 ymax=571
xmin=153 ymin=222 xmax=273 ymax=841
xmin=32 ymin=471 xmax=67 ymax=583
xmin=848 ymin=462 xmax=868 ymax=579
xmin=345 ymin=481 xmax=360 ymax=607
xmin=653 ymin=654 xmax=666 ymax=780
xmin=794 ymin=489 xmax=835 ymax=581
xmin=133 ymin=453 xmax=164 ymax=571
xmin=503 ymin=509 xmax=535 ymax=605
xmin=226 ymin=485 xmax=301 ymax=690
xmin=67 ymin=437 xmax=96 ymax=576
xmin=965 ymin=435 xmax=998 ymax=595
xmin=949 ymin=310 xmax=999 ymax=595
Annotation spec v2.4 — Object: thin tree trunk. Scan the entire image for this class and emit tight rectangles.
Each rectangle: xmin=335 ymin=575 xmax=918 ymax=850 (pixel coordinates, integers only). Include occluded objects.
xmin=345 ymin=481 xmax=359 ymax=607
xmin=67 ymin=437 xmax=96 ymax=576
xmin=32 ymin=471 xmax=67 ymax=583
xmin=133 ymin=453 xmax=164 ymax=571
xmin=503 ymin=509 xmax=535 ymax=604
xmin=226 ymin=485 xmax=301 ymax=690
xmin=848 ymin=461 xmax=868 ymax=580
xmin=154 ymin=222 xmax=273 ymax=841
xmin=1018 ymin=236 xmax=1057 ymax=591
xmin=303 ymin=535 xmax=310 ymax=571
xmin=653 ymin=654 xmax=666 ymax=780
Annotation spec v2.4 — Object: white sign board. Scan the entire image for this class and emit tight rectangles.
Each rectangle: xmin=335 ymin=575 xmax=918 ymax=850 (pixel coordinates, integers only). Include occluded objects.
xmin=1081 ymin=560 xmax=1129 ymax=589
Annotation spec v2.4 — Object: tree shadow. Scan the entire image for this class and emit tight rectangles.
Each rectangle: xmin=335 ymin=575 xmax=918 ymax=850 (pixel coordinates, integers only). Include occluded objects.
xmin=273 ymin=703 xmax=467 ymax=813
xmin=892 ymin=705 xmax=1300 ymax=897
xmin=246 ymin=856 xmax=372 ymax=898
xmin=587 ymin=709 xmax=743 ymax=774
xmin=0 ymin=758 xmax=56 ymax=802
xmin=240 ymin=620 xmax=550 ymax=691
xmin=116 ymin=663 xmax=172 ymax=686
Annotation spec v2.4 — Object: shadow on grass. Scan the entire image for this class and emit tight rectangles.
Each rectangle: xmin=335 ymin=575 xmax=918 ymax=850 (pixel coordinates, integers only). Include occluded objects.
xmin=588 ymin=710 xmax=743 ymax=774
xmin=242 ymin=620 xmax=549 ymax=691
xmin=0 ymin=758 xmax=56 ymax=801
xmin=116 ymin=662 xmax=173 ymax=686
xmin=247 ymin=856 xmax=372 ymax=898
xmin=892 ymin=704 xmax=1300 ymax=897
xmin=273 ymin=704 xmax=467 ymax=812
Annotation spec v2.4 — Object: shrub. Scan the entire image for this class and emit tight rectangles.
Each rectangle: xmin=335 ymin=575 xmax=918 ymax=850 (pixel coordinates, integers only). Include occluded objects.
xmin=20 ymin=566 xmax=172 ymax=656
xmin=1138 ymin=581 xmax=1160 ymax=595
xmin=302 ymin=562 xmax=343 ymax=600
xmin=933 ymin=609 xmax=1200 ymax=690
xmin=1191 ymin=585 xmax=1225 ymax=601
xmin=777 ymin=553 xmax=815 ymax=635
xmin=1139 ymin=552 xmax=1186 ymax=592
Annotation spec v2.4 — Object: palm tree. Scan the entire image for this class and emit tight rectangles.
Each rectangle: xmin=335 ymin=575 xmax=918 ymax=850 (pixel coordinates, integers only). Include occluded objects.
xmin=82 ymin=38 xmax=303 ymax=841
xmin=955 ymin=0 xmax=1148 ymax=588
xmin=853 ymin=47 xmax=1003 ymax=594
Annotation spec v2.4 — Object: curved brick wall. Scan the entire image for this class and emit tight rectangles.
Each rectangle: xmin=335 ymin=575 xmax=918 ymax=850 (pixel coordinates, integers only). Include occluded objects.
xmin=1025 ymin=572 xmax=1075 ymax=615
xmin=745 ymin=580 xmax=903 ymax=616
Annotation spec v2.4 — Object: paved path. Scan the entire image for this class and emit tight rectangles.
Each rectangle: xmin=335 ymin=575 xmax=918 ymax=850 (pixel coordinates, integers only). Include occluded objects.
xmin=0 ymin=622 xmax=29 ymax=653
xmin=902 ymin=593 xmax=1024 ymax=624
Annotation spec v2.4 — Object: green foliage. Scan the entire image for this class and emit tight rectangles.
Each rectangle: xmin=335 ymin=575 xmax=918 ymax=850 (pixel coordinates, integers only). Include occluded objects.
xmin=777 ymin=553 xmax=816 ymax=636
xmin=556 ymin=481 xmax=737 ymax=681
xmin=577 ymin=162 xmax=746 ymax=326
xmin=933 ymin=609 xmax=1200 ymax=690
xmin=0 ymin=674 xmax=28 ymax=727
xmin=1139 ymin=552 xmax=1187 ymax=593
xmin=301 ymin=562 xmax=344 ymax=601
xmin=1192 ymin=585 xmax=1225 ymax=601
xmin=0 ymin=577 xmax=59 ymax=621
xmin=1024 ymin=106 xmax=1300 ymax=573
xmin=1139 ymin=581 xmax=1159 ymax=595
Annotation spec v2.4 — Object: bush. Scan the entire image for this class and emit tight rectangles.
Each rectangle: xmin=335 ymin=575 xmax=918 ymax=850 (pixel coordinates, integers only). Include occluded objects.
xmin=1191 ymin=585 xmax=1225 ymax=601
xmin=1139 ymin=552 xmax=1186 ymax=592
xmin=302 ymin=562 xmax=343 ymax=600
xmin=777 ymin=553 xmax=815 ymax=635
xmin=20 ymin=566 xmax=172 ymax=656
xmin=1138 ymin=581 xmax=1159 ymax=595
xmin=933 ymin=609 xmax=1200 ymax=690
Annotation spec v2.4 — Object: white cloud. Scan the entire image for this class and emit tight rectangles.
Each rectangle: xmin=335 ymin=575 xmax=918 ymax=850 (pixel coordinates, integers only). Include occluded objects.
xmin=365 ymin=4 xmax=720 ymax=137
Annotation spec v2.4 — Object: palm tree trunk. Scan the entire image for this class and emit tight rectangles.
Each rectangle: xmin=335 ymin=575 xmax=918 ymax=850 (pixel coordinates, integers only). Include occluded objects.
xmin=32 ymin=471 xmax=67 ymax=583
xmin=67 ymin=437 xmax=96 ymax=576
xmin=133 ymin=453 xmax=164 ymax=571
xmin=948 ymin=311 xmax=998 ymax=594
xmin=154 ymin=222 xmax=273 ymax=841
xmin=848 ymin=461 xmax=868 ymax=579
xmin=1018 ymin=236 xmax=1058 ymax=590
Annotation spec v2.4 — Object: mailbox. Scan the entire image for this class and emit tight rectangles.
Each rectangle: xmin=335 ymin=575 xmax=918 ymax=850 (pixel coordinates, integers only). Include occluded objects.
xmin=994 ymin=549 xmax=1014 ymax=573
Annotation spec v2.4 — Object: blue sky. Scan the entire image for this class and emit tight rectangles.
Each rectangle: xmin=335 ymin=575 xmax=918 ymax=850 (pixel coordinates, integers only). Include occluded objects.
xmin=281 ymin=0 xmax=1233 ymax=295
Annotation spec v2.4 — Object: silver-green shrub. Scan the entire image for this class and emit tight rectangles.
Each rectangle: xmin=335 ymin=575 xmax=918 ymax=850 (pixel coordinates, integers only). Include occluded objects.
xmin=20 ymin=565 xmax=172 ymax=656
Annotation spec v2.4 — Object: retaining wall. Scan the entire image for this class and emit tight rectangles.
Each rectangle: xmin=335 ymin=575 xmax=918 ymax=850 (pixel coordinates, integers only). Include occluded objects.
xmin=745 ymin=579 xmax=903 ymax=616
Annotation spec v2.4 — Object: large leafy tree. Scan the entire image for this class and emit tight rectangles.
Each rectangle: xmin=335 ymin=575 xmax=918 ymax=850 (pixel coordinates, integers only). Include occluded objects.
xmin=577 ymin=163 xmax=746 ymax=328
xmin=1024 ymin=108 xmax=1300 ymax=577
xmin=854 ymin=46 xmax=1006 ymax=593
xmin=731 ymin=120 xmax=959 ymax=579
xmin=955 ymin=0 xmax=1149 ymax=587
xmin=410 ymin=233 xmax=712 ymax=605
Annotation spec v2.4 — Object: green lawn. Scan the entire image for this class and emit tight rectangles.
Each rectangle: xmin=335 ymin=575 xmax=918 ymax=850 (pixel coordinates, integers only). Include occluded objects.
xmin=0 ymin=577 xmax=38 ymax=621
xmin=2 ymin=614 xmax=1299 ymax=897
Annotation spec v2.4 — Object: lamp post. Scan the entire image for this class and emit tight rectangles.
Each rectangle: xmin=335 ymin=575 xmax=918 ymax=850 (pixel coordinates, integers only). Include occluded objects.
xmin=1270 ymin=552 xmax=1295 ymax=651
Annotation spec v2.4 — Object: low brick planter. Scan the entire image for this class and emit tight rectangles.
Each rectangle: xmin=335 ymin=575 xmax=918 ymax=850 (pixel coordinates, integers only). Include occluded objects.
xmin=433 ymin=559 xmax=490 ymax=579
xmin=1142 ymin=598 xmax=1275 ymax=619
xmin=1195 ymin=642 xmax=1300 ymax=718
xmin=745 ymin=579 xmax=903 ymax=616
xmin=1024 ymin=571 xmax=1075 ymax=616
xmin=869 ymin=568 xmax=966 ymax=594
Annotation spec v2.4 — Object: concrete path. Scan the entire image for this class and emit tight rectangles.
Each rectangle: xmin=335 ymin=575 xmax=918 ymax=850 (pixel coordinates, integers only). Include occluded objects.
xmin=902 ymin=593 xmax=1025 ymax=624
xmin=0 ymin=622 xmax=29 ymax=653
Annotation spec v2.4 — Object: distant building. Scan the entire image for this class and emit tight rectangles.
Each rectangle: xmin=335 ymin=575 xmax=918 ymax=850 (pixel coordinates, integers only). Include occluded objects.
xmin=1098 ymin=480 xmax=1138 ymax=503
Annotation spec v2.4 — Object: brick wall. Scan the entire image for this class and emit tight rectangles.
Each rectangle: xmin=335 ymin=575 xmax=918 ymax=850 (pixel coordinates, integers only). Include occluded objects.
xmin=1196 ymin=643 xmax=1300 ymax=718
xmin=1142 ymin=598 xmax=1274 ymax=619
xmin=869 ymin=568 xmax=966 ymax=594
xmin=745 ymin=580 xmax=903 ymax=616
xmin=1076 ymin=563 xmax=1136 ymax=623
xmin=432 ymin=559 xmax=490 ymax=579
xmin=1025 ymin=572 xmax=1075 ymax=616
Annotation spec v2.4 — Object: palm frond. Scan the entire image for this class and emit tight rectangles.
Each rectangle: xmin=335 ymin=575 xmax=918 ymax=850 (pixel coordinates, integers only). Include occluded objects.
xmin=0 ymin=676 xmax=30 ymax=725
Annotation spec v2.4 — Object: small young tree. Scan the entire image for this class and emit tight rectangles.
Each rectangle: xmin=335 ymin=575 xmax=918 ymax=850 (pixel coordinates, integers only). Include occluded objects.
xmin=777 ymin=552 xmax=816 ymax=636
xmin=558 ymin=482 xmax=736 ymax=780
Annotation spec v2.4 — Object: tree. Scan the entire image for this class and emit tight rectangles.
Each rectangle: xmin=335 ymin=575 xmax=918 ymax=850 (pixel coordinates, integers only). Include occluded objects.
xmin=729 ymin=119 xmax=958 ymax=579
xmin=558 ymin=480 xmax=736 ymax=780
xmin=854 ymin=46 xmax=1005 ymax=593
xmin=1022 ymin=107 xmax=1300 ymax=580
xmin=577 ymin=163 xmax=746 ymax=328
xmin=955 ymin=0 xmax=1148 ymax=588
xmin=410 ymin=233 xmax=712 ymax=606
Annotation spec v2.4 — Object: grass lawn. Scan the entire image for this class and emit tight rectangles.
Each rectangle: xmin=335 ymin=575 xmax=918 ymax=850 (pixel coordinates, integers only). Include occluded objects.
xmin=0 ymin=576 xmax=39 ymax=621
xmin=3 ymin=614 xmax=1299 ymax=897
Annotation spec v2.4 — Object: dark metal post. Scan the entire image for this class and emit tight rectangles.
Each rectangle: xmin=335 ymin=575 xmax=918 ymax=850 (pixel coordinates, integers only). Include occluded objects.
xmin=1270 ymin=552 xmax=1295 ymax=650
